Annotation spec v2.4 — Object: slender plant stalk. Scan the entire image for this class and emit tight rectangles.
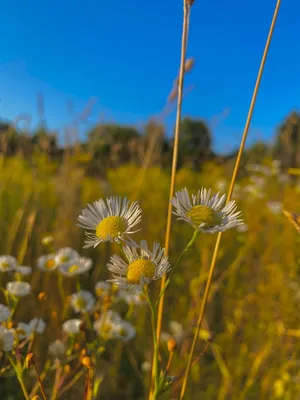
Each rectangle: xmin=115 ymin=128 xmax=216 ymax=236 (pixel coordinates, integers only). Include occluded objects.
xmin=33 ymin=364 xmax=48 ymax=400
xmin=149 ymin=0 xmax=192 ymax=395
xmin=8 ymin=355 xmax=30 ymax=400
xmin=179 ymin=1 xmax=282 ymax=397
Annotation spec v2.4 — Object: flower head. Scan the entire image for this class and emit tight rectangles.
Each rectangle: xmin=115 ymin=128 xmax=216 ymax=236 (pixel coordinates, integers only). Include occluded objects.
xmin=94 ymin=281 xmax=112 ymax=298
xmin=16 ymin=322 xmax=32 ymax=340
xmin=0 ymin=326 xmax=14 ymax=351
xmin=49 ymin=340 xmax=66 ymax=358
xmin=70 ymin=291 xmax=95 ymax=313
xmin=107 ymin=240 xmax=170 ymax=292
xmin=117 ymin=290 xmax=146 ymax=306
xmin=0 ymin=256 xmax=17 ymax=272
xmin=29 ymin=318 xmax=46 ymax=334
xmin=171 ymin=188 xmax=243 ymax=233
xmin=77 ymin=197 xmax=142 ymax=248
xmin=15 ymin=265 xmax=32 ymax=276
xmin=7 ymin=281 xmax=31 ymax=297
xmin=55 ymin=247 xmax=79 ymax=265
xmin=59 ymin=257 xmax=92 ymax=277
xmin=37 ymin=254 xmax=58 ymax=272
xmin=0 ymin=304 xmax=11 ymax=322
xmin=94 ymin=310 xmax=135 ymax=342
xmin=62 ymin=319 xmax=82 ymax=335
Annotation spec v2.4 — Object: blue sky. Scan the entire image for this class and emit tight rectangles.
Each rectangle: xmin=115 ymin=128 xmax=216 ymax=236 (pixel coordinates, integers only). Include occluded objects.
xmin=0 ymin=0 xmax=299 ymax=153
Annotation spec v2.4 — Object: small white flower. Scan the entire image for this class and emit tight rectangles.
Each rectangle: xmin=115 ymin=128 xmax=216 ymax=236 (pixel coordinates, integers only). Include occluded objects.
xmin=15 ymin=266 xmax=32 ymax=276
xmin=16 ymin=322 xmax=32 ymax=340
xmin=95 ymin=281 xmax=112 ymax=297
xmin=0 ymin=326 xmax=14 ymax=351
xmin=94 ymin=310 xmax=135 ymax=342
xmin=0 ymin=256 xmax=18 ymax=272
xmin=171 ymin=188 xmax=243 ymax=233
xmin=49 ymin=340 xmax=66 ymax=358
xmin=0 ymin=304 xmax=11 ymax=322
xmin=77 ymin=196 xmax=142 ymax=248
xmin=161 ymin=321 xmax=185 ymax=345
xmin=29 ymin=318 xmax=46 ymax=334
xmin=59 ymin=257 xmax=92 ymax=277
xmin=37 ymin=254 xmax=58 ymax=272
xmin=267 ymin=201 xmax=282 ymax=215
xmin=108 ymin=240 xmax=170 ymax=293
xmin=62 ymin=319 xmax=82 ymax=335
xmin=7 ymin=281 xmax=31 ymax=297
xmin=70 ymin=291 xmax=95 ymax=313
xmin=117 ymin=290 xmax=146 ymax=306
xmin=55 ymin=247 xmax=79 ymax=265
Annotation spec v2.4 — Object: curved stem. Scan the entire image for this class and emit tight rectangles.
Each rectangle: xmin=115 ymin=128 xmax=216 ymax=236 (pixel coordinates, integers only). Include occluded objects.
xmin=179 ymin=0 xmax=282 ymax=398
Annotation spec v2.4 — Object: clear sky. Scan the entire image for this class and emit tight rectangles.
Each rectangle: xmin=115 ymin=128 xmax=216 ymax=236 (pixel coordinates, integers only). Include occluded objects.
xmin=0 ymin=0 xmax=299 ymax=153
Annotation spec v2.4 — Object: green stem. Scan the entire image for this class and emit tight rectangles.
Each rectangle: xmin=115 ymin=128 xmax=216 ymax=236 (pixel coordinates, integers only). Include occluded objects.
xmin=143 ymin=287 xmax=159 ymax=399
xmin=156 ymin=230 xmax=199 ymax=307
xmin=8 ymin=355 xmax=30 ymax=400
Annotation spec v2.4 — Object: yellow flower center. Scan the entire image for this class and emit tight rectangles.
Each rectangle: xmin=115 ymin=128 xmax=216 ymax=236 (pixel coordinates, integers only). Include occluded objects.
xmin=75 ymin=297 xmax=86 ymax=309
xmin=96 ymin=216 xmax=127 ymax=240
xmin=127 ymin=259 xmax=155 ymax=285
xmin=45 ymin=259 xmax=56 ymax=270
xmin=60 ymin=255 xmax=70 ymax=262
xmin=68 ymin=264 xmax=79 ymax=273
xmin=1 ymin=262 xmax=10 ymax=270
xmin=187 ymin=205 xmax=222 ymax=228
xmin=101 ymin=323 xmax=112 ymax=334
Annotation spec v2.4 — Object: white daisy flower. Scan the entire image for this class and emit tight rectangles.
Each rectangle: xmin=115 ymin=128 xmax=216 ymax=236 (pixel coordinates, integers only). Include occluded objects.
xmin=70 ymin=290 xmax=95 ymax=313
xmin=77 ymin=196 xmax=142 ymax=248
xmin=117 ymin=290 xmax=146 ymax=306
xmin=0 ymin=255 xmax=18 ymax=272
xmin=171 ymin=188 xmax=243 ymax=233
xmin=62 ymin=319 xmax=82 ymax=335
xmin=107 ymin=240 xmax=170 ymax=292
xmin=16 ymin=322 xmax=32 ymax=340
xmin=7 ymin=281 xmax=31 ymax=297
xmin=37 ymin=254 xmax=58 ymax=272
xmin=94 ymin=281 xmax=112 ymax=297
xmin=15 ymin=266 xmax=32 ymax=276
xmin=94 ymin=310 xmax=135 ymax=342
xmin=29 ymin=318 xmax=46 ymax=334
xmin=55 ymin=247 xmax=79 ymax=265
xmin=0 ymin=326 xmax=14 ymax=351
xmin=0 ymin=304 xmax=11 ymax=322
xmin=59 ymin=257 xmax=92 ymax=277
xmin=49 ymin=340 xmax=66 ymax=358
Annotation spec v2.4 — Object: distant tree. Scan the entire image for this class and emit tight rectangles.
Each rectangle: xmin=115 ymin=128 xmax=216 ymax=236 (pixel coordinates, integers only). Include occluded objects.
xmin=178 ymin=117 xmax=212 ymax=168
xmin=274 ymin=111 xmax=300 ymax=169
xmin=32 ymin=125 xmax=59 ymax=156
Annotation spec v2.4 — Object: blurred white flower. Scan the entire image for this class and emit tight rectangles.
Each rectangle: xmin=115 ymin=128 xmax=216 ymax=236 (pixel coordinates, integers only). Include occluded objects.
xmin=77 ymin=196 xmax=142 ymax=248
xmin=59 ymin=257 xmax=92 ymax=277
xmin=49 ymin=340 xmax=66 ymax=358
xmin=0 ymin=256 xmax=17 ymax=272
xmin=141 ymin=361 xmax=151 ymax=373
xmin=7 ymin=281 xmax=31 ymax=297
xmin=0 ymin=304 xmax=11 ymax=322
xmin=29 ymin=318 xmax=46 ymax=334
xmin=16 ymin=322 xmax=32 ymax=340
xmin=237 ymin=224 xmax=248 ymax=233
xmin=108 ymin=240 xmax=170 ymax=293
xmin=171 ymin=188 xmax=243 ymax=233
xmin=62 ymin=319 xmax=82 ymax=335
xmin=42 ymin=235 xmax=54 ymax=245
xmin=15 ymin=266 xmax=32 ymax=276
xmin=94 ymin=310 xmax=135 ymax=342
xmin=267 ymin=201 xmax=282 ymax=215
xmin=117 ymin=290 xmax=146 ymax=306
xmin=70 ymin=291 xmax=95 ymax=313
xmin=161 ymin=321 xmax=185 ymax=345
xmin=0 ymin=326 xmax=14 ymax=351
xmin=95 ymin=281 xmax=111 ymax=297
xmin=37 ymin=254 xmax=58 ymax=272
xmin=215 ymin=179 xmax=227 ymax=192
xmin=55 ymin=247 xmax=79 ymax=265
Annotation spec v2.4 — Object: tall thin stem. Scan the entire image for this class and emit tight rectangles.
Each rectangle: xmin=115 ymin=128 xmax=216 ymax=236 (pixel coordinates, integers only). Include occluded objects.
xmin=179 ymin=1 xmax=282 ymax=398
xmin=150 ymin=0 xmax=191 ymax=395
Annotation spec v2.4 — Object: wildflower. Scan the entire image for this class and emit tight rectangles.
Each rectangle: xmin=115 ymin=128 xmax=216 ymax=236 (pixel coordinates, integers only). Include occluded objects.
xmin=62 ymin=319 xmax=82 ymax=335
xmin=94 ymin=281 xmax=111 ymax=297
xmin=16 ymin=322 xmax=32 ymax=340
xmin=81 ymin=356 xmax=92 ymax=368
xmin=55 ymin=247 xmax=79 ymax=265
xmin=70 ymin=291 xmax=95 ymax=313
xmin=49 ymin=340 xmax=66 ymax=358
xmin=237 ymin=224 xmax=248 ymax=233
xmin=167 ymin=338 xmax=177 ymax=352
xmin=141 ymin=361 xmax=151 ymax=373
xmin=77 ymin=196 xmax=142 ymax=248
xmin=42 ymin=235 xmax=54 ymax=245
xmin=29 ymin=318 xmax=46 ymax=334
xmin=117 ymin=290 xmax=146 ymax=306
xmin=108 ymin=240 xmax=170 ymax=292
xmin=59 ymin=257 xmax=92 ymax=277
xmin=7 ymin=281 xmax=31 ymax=297
xmin=0 ymin=326 xmax=14 ymax=351
xmin=0 ymin=304 xmax=11 ymax=322
xmin=15 ymin=265 xmax=32 ymax=276
xmin=267 ymin=201 xmax=282 ymax=215
xmin=0 ymin=256 xmax=17 ymax=272
xmin=161 ymin=321 xmax=185 ymax=345
xmin=171 ymin=188 xmax=243 ymax=233
xmin=94 ymin=310 xmax=135 ymax=342
xmin=25 ymin=353 xmax=35 ymax=368
xmin=37 ymin=254 xmax=58 ymax=272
